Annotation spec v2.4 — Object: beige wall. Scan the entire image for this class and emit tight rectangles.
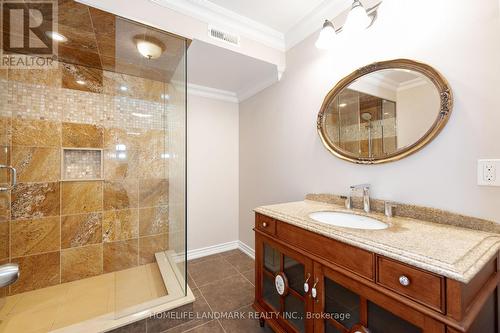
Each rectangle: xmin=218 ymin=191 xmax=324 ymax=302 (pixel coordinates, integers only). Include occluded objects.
xmin=239 ymin=0 xmax=500 ymax=249
xmin=187 ymin=94 xmax=239 ymax=250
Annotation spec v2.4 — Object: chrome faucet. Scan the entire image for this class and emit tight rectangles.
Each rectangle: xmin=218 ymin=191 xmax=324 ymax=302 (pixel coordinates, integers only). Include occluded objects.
xmin=346 ymin=184 xmax=371 ymax=213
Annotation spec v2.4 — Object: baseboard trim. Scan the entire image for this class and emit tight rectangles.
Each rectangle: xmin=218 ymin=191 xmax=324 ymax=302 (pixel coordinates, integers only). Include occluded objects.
xmin=238 ymin=240 xmax=255 ymax=259
xmin=187 ymin=241 xmax=239 ymax=261
xmin=186 ymin=240 xmax=255 ymax=261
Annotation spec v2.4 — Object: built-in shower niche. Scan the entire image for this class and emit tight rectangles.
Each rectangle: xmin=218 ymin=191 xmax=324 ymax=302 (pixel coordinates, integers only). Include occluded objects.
xmin=62 ymin=148 xmax=103 ymax=181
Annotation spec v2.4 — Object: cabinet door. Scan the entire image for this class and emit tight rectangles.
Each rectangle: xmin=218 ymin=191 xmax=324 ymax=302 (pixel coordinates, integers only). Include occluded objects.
xmin=255 ymin=234 xmax=314 ymax=333
xmin=313 ymin=263 xmax=443 ymax=333
xmin=313 ymin=262 xmax=364 ymax=333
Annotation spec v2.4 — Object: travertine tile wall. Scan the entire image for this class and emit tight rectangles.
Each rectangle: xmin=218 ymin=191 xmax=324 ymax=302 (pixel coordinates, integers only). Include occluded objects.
xmin=0 ymin=64 xmax=171 ymax=295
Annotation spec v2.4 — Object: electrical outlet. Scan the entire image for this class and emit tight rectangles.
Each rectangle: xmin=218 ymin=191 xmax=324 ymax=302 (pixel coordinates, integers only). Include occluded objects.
xmin=478 ymin=159 xmax=500 ymax=186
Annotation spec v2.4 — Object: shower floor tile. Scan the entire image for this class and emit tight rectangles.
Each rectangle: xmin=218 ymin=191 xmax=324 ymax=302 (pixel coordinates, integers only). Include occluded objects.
xmin=0 ymin=263 xmax=167 ymax=333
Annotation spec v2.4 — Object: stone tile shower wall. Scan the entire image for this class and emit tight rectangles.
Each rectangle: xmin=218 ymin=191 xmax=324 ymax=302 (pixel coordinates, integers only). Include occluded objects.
xmin=0 ymin=65 xmax=170 ymax=295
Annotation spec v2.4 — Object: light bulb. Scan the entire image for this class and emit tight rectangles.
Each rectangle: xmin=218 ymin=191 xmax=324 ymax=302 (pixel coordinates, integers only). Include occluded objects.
xmin=315 ymin=20 xmax=336 ymax=50
xmin=343 ymin=0 xmax=371 ymax=34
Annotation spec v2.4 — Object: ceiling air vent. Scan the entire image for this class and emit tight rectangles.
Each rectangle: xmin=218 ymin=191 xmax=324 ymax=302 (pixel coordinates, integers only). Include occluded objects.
xmin=208 ymin=26 xmax=240 ymax=47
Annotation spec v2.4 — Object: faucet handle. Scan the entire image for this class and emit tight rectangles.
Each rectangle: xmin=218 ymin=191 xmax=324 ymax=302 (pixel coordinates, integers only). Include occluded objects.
xmin=350 ymin=184 xmax=370 ymax=191
xmin=344 ymin=196 xmax=352 ymax=209
xmin=384 ymin=201 xmax=397 ymax=217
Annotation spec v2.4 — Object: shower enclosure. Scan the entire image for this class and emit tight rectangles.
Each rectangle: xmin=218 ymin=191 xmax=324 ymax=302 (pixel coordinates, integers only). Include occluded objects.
xmin=329 ymin=89 xmax=397 ymax=158
xmin=0 ymin=1 xmax=189 ymax=332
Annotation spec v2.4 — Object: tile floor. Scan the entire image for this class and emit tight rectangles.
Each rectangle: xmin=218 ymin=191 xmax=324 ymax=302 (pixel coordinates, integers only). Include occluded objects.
xmin=0 ymin=263 xmax=167 ymax=333
xmin=151 ymin=249 xmax=272 ymax=333
xmin=112 ymin=249 xmax=272 ymax=333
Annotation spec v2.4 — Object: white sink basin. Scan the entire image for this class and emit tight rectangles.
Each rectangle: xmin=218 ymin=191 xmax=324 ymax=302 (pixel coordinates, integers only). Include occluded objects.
xmin=308 ymin=211 xmax=388 ymax=230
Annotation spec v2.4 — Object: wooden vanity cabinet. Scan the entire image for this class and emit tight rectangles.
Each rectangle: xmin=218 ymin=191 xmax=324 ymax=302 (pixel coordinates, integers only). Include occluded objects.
xmin=253 ymin=213 xmax=500 ymax=333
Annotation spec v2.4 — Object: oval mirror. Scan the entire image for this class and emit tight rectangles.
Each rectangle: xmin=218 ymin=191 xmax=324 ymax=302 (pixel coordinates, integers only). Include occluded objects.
xmin=317 ymin=59 xmax=453 ymax=164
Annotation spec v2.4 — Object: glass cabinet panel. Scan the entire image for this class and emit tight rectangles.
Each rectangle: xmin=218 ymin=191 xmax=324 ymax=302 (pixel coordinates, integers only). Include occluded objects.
xmin=284 ymin=293 xmax=306 ymax=333
xmin=367 ymin=302 xmax=422 ymax=333
xmin=264 ymin=243 xmax=280 ymax=273
xmin=324 ymin=279 xmax=360 ymax=330
xmin=284 ymin=255 xmax=306 ymax=296
xmin=325 ymin=323 xmax=343 ymax=333
xmin=263 ymin=274 xmax=280 ymax=311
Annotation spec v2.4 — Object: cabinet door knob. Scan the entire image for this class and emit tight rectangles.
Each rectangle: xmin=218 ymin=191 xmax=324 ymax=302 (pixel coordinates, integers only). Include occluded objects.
xmin=304 ymin=273 xmax=310 ymax=293
xmin=399 ymin=275 xmax=410 ymax=286
xmin=311 ymin=278 xmax=319 ymax=299
xmin=262 ymin=222 xmax=268 ymax=227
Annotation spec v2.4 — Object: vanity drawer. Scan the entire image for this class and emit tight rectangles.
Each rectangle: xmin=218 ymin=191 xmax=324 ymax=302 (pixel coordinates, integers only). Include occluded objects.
xmin=255 ymin=214 xmax=276 ymax=235
xmin=376 ymin=256 xmax=445 ymax=313
xmin=276 ymin=221 xmax=374 ymax=280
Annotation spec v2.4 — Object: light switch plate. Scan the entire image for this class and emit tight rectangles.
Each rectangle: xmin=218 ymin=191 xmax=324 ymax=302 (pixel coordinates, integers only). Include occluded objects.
xmin=477 ymin=159 xmax=500 ymax=186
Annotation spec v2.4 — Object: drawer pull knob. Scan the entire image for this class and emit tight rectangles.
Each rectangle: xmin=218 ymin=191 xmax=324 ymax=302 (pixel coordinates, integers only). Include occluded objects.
xmin=399 ymin=275 xmax=410 ymax=286
xmin=262 ymin=222 xmax=268 ymax=227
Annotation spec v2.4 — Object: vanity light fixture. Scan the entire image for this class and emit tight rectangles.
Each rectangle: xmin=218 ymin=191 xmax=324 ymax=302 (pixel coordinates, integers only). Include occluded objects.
xmin=343 ymin=0 xmax=371 ymax=34
xmin=46 ymin=31 xmax=67 ymax=42
xmin=134 ymin=36 xmax=165 ymax=59
xmin=316 ymin=0 xmax=382 ymax=49
xmin=315 ymin=20 xmax=337 ymax=50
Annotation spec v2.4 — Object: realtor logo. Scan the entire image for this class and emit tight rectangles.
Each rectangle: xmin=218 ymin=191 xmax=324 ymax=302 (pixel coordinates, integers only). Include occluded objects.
xmin=1 ymin=0 xmax=58 ymax=69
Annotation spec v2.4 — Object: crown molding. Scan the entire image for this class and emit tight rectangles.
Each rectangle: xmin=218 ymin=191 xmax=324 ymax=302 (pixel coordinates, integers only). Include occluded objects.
xmin=397 ymin=77 xmax=429 ymax=92
xmin=367 ymin=73 xmax=400 ymax=92
xmin=187 ymin=69 xmax=279 ymax=104
xmin=188 ymin=83 xmax=239 ymax=103
xmin=150 ymin=0 xmax=285 ymax=51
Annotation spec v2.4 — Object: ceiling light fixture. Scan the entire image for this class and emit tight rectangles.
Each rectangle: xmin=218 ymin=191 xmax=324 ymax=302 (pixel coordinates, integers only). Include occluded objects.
xmin=76 ymin=80 xmax=86 ymax=85
xmin=316 ymin=1 xmax=382 ymax=49
xmin=134 ymin=36 xmax=165 ymax=60
xmin=45 ymin=31 xmax=67 ymax=42
xmin=120 ymin=86 xmax=128 ymax=92
xmin=315 ymin=20 xmax=337 ymax=50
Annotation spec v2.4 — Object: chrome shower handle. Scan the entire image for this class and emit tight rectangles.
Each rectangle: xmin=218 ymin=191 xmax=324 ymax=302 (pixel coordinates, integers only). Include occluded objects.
xmin=0 ymin=165 xmax=16 ymax=191
xmin=0 ymin=263 xmax=19 ymax=288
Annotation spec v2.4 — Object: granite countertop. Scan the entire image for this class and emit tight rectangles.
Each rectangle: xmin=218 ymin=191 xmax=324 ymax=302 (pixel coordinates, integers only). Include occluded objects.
xmin=254 ymin=200 xmax=500 ymax=283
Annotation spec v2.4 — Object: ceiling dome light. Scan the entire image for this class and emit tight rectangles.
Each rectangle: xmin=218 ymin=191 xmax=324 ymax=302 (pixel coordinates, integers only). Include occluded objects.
xmin=343 ymin=0 xmax=371 ymax=34
xmin=76 ymin=80 xmax=86 ymax=85
xmin=45 ymin=31 xmax=67 ymax=42
xmin=315 ymin=20 xmax=337 ymax=50
xmin=134 ymin=36 xmax=165 ymax=60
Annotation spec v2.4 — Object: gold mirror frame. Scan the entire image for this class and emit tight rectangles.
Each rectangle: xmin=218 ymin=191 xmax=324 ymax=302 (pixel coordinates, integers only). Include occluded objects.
xmin=317 ymin=59 xmax=453 ymax=164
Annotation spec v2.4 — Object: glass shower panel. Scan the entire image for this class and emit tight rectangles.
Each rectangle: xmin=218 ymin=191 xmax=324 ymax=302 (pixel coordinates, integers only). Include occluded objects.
xmin=111 ymin=16 xmax=188 ymax=316
xmin=0 ymin=1 xmax=188 ymax=330
xmin=338 ymin=89 xmax=361 ymax=155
